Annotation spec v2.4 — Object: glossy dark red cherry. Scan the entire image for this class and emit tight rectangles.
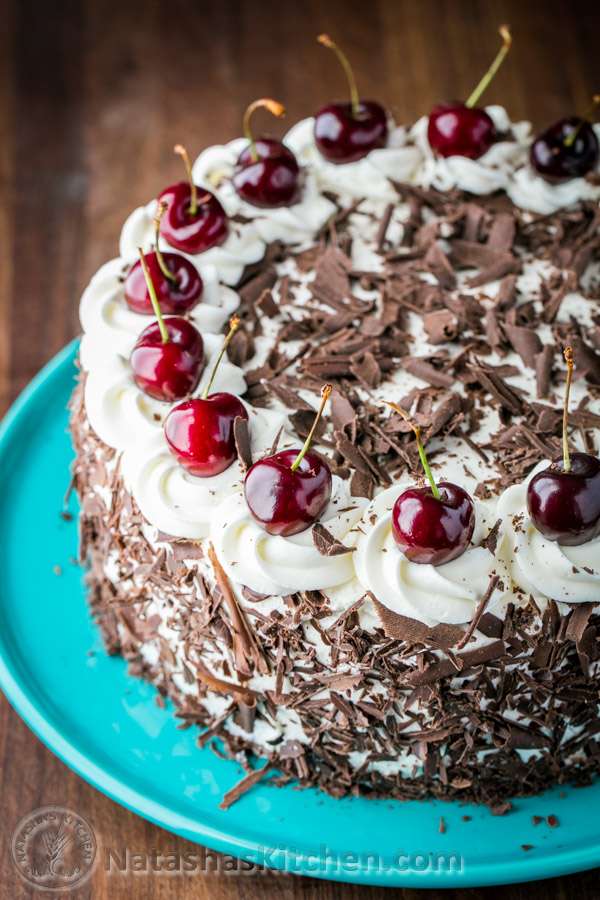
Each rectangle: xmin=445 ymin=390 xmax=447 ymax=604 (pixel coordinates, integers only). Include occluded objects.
xmin=526 ymin=453 xmax=600 ymax=546
xmin=392 ymin=482 xmax=476 ymax=565
xmin=158 ymin=181 xmax=228 ymax=254
xmin=315 ymin=101 xmax=388 ymax=164
xmin=234 ymin=138 xmax=300 ymax=207
xmin=427 ymin=25 xmax=512 ymax=160
xmin=244 ymin=449 xmax=332 ymax=537
xmin=233 ymin=98 xmax=300 ymax=207
xmin=427 ymin=104 xmax=495 ymax=159
xmin=164 ymin=394 xmax=248 ymax=477
xmin=130 ymin=317 xmax=204 ymax=402
xmin=125 ymin=252 xmax=203 ymax=315
xmin=314 ymin=34 xmax=387 ymax=164
xmin=530 ymin=117 xmax=599 ymax=182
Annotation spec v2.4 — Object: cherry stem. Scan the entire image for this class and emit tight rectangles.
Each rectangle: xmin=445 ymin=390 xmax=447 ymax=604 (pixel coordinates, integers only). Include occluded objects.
xmin=201 ymin=316 xmax=241 ymax=399
xmin=385 ymin=402 xmax=441 ymax=499
xmin=291 ymin=384 xmax=332 ymax=472
xmin=465 ymin=24 xmax=512 ymax=109
xmin=174 ymin=144 xmax=197 ymax=217
xmin=564 ymin=94 xmax=600 ymax=148
xmin=153 ymin=201 xmax=177 ymax=283
xmin=562 ymin=346 xmax=574 ymax=473
xmin=243 ymin=98 xmax=286 ymax=164
xmin=317 ymin=34 xmax=360 ymax=118
xmin=138 ymin=247 xmax=169 ymax=344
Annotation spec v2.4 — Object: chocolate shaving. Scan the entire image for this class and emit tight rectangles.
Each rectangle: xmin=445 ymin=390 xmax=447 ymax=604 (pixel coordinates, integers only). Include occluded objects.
xmin=312 ymin=523 xmax=355 ymax=557
xmin=233 ymin=416 xmax=253 ymax=471
xmin=455 ymin=575 xmax=500 ymax=650
xmin=219 ymin=761 xmax=272 ymax=810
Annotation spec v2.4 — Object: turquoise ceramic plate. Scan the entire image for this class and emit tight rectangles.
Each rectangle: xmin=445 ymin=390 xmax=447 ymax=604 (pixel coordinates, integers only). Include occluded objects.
xmin=0 ymin=341 xmax=599 ymax=888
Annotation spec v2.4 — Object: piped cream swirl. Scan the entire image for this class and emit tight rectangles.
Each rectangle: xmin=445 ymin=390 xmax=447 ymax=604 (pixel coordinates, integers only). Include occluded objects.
xmin=191 ymin=138 xmax=336 ymax=246
xmin=121 ymin=406 xmax=290 ymax=539
xmin=119 ymin=199 xmax=265 ymax=287
xmin=498 ymin=461 xmax=600 ymax=603
xmin=283 ymin=116 xmax=422 ymax=201
xmin=79 ymin=258 xmax=240 ymax=363
xmin=411 ymin=105 xmax=530 ymax=195
xmin=210 ymin=477 xmax=367 ymax=595
xmin=82 ymin=332 xmax=246 ymax=453
xmin=354 ymin=486 xmax=508 ymax=626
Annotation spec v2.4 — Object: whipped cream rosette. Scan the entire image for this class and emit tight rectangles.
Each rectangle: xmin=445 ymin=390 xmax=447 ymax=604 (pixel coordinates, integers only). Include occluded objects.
xmin=121 ymin=405 xmax=290 ymax=540
xmin=210 ymin=476 xmax=367 ymax=595
xmin=79 ymin=258 xmax=240 ymax=362
xmin=507 ymin=124 xmax=600 ymax=214
xmin=120 ymin=198 xmax=265 ymax=287
xmin=82 ymin=331 xmax=246 ymax=453
xmin=411 ymin=105 xmax=530 ymax=195
xmin=498 ymin=461 xmax=600 ymax=604
xmin=283 ymin=116 xmax=422 ymax=201
xmin=191 ymin=137 xmax=336 ymax=246
xmin=354 ymin=484 xmax=509 ymax=627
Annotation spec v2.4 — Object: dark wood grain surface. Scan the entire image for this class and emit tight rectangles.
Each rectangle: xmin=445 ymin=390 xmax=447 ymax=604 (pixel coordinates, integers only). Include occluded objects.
xmin=1 ymin=0 xmax=600 ymax=896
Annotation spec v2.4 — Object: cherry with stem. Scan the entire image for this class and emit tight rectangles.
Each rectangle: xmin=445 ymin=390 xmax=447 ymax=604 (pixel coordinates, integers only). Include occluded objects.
xmin=427 ymin=25 xmax=512 ymax=160
xmin=313 ymin=34 xmax=388 ymax=164
xmin=387 ymin=402 xmax=475 ymax=565
xmin=233 ymin=99 xmax=300 ymax=207
xmin=527 ymin=346 xmax=600 ymax=545
xmin=244 ymin=384 xmax=333 ymax=536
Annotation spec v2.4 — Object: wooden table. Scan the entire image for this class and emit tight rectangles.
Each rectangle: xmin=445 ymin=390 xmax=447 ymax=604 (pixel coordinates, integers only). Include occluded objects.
xmin=1 ymin=0 xmax=599 ymax=896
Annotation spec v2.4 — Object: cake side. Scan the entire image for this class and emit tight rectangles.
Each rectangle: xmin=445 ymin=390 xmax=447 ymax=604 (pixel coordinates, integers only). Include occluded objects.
xmin=71 ymin=377 xmax=600 ymax=807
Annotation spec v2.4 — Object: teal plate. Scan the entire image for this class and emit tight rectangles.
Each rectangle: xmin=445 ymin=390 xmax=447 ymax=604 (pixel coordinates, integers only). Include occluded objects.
xmin=0 ymin=341 xmax=599 ymax=888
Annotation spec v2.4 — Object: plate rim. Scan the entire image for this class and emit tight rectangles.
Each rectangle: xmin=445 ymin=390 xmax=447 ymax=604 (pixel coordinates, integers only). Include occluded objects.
xmin=0 ymin=340 xmax=599 ymax=888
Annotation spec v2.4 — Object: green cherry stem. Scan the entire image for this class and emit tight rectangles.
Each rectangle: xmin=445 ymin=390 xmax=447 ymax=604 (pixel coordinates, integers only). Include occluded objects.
xmin=291 ymin=384 xmax=332 ymax=472
xmin=564 ymin=94 xmax=600 ymax=148
xmin=201 ymin=316 xmax=241 ymax=399
xmin=138 ymin=247 xmax=169 ymax=345
xmin=174 ymin=144 xmax=198 ymax=217
xmin=243 ymin=98 xmax=286 ymax=164
xmin=386 ymin=401 xmax=441 ymax=500
xmin=317 ymin=34 xmax=360 ymax=118
xmin=465 ymin=24 xmax=512 ymax=109
xmin=562 ymin=346 xmax=574 ymax=473
xmin=153 ymin=201 xmax=177 ymax=283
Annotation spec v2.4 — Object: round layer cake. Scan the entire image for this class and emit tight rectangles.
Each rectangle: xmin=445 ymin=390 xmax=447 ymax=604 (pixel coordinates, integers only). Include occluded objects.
xmin=71 ymin=102 xmax=600 ymax=810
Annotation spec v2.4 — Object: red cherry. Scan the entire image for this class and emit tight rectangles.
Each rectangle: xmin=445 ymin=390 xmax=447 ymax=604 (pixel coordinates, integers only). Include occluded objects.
xmin=130 ymin=317 xmax=204 ymax=402
xmin=158 ymin=145 xmax=228 ymax=254
xmin=245 ymin=449 xmax=332 ymax=537
xmin=530 ymin=115 xmax=599 ymax=182
xmin=164 ymin=316 xmax=246 ymax=476
xmin=164 ymin=394 xmax=248 ymax=477
xmin=315 ymin=34 xmax=388 ymax=164
xmin=427 ymin=104 xmax=495 ymax=159
xmin=125 ymin=253 xmax=202 ymax=315
xmin=526 ymin=347 xmax=600 ymax=545
xmin=392 ymin=483 xmax=475 ymax=565
xmin=427 ymin=25 xmax=512 ymax=160
xmin=244 ymin=384 xmax=333 ymax=536
xmin=527 ymin=453 xmax=600 ymax=546
xmin=232 ymin=99 xmax=300 ymax=207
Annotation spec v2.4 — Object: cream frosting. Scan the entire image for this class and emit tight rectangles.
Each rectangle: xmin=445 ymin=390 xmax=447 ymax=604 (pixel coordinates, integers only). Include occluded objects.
xmin=411 ymin=105 xmax=530 ymax=195
xmin=353 ymin=485 xmax=508 ymax=627
xmin=507 ymin=126 xmax=600 ymax=214
xmin=119 ymin=199 xmax=265 ymax=287
xmin=210 ymin=477 xmax=367 ymax=595
xmin=191 ymin=138 xmax=337 ymax=246
xmin=121 ymin=405 xmax=290 ymax=539
xmin=79 ymin=258 xmax=240 ymax=362
xmin=82 ymin=332 xmax=246 ymax=453
xmin=283 ymin=116 xmax=422 ymax=200
xmin=498 ymin=461 xmax=600 ymax=604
